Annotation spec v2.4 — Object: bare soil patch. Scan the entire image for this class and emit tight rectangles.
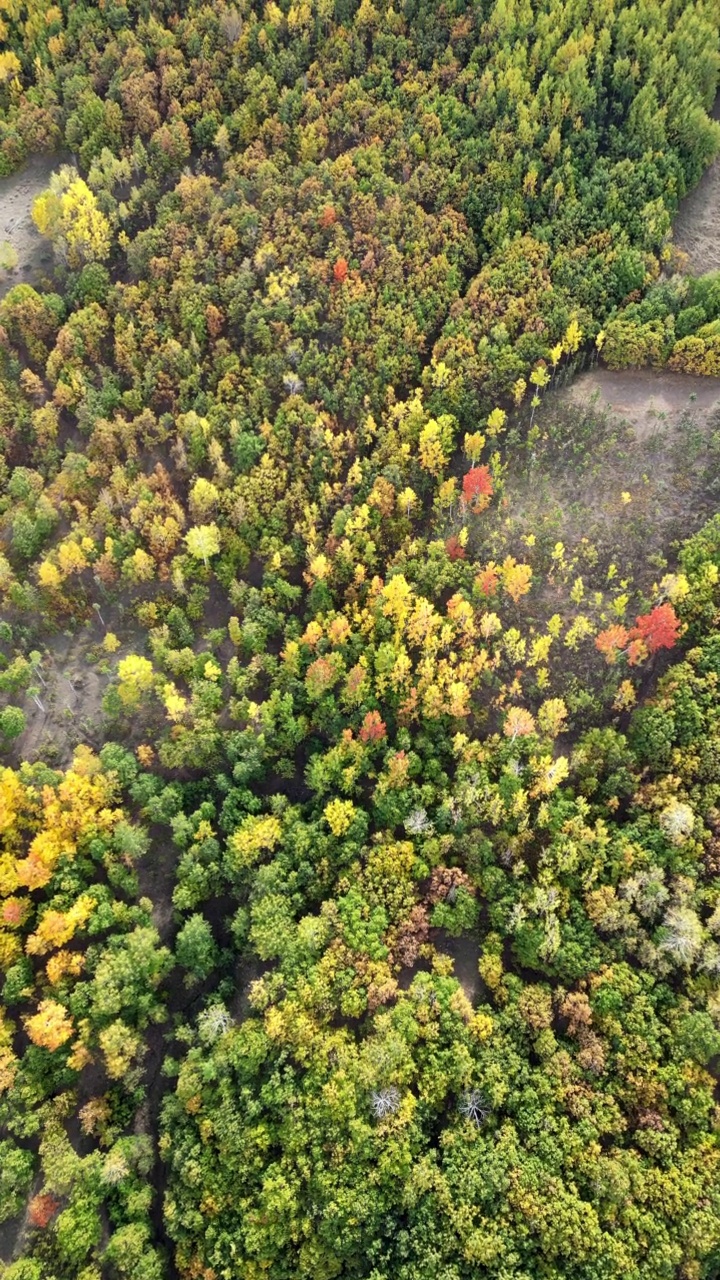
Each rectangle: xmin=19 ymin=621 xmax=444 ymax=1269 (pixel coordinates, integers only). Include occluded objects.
xmin=673 ymin=158 xmax=720 ymax=275
xmin=0 ymin=154 xmax=67 ymax=301
xmin=475 ymin=376 xmax=720 ymax=623
xmin=672 ymin=95 xmax=720 ymax=274
xmin=563 ymin=367 xmax=720 ymax=440
xmin=9 ymin=622 xmax=112 ymax=769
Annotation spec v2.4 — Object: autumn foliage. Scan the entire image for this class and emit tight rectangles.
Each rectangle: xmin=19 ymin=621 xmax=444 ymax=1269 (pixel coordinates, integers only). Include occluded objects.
xmin=597 ymin=604 xmax=680 ymax=664
xmin=28 ymin=1193 xmax=60 ymax=1229
xmin=24 ymin=999 xmax=74 ymax=1051
xmin=631 ymin=602 xmax=681 ymax=653
xmin=445 ymin=535 xmax=465 ymax=561
xmin=359 ymin=710 xmax=387 ymax=743
xmin=0 ymin=0 xmax=719 ymax=1275
xmin=462 ymin=465 xmax=494 ymax=508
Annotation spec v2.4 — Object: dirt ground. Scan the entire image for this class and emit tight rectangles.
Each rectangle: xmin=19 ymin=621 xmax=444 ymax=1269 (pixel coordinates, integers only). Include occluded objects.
xmin=434 ymin=931 xmax=483 ymax=1004
xmin=0 ymin=154 xmax=66 ymax=301
xmin=8 ymin=623 xmax=113 ymax=769
xmin=474 ymin=368 xmax=720 ymax=626
xmin=562 ymin=367 xmax=720 ymax=439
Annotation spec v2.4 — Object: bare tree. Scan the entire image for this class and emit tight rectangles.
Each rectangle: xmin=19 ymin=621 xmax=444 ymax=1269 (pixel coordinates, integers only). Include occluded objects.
xmin=458 ymin=1090 xmax=491 ymax=1127
xmin=370 ymin=1087 xmax=401 ymax=1119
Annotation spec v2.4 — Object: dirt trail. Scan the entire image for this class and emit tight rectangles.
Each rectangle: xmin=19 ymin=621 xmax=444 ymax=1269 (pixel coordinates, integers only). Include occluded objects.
xmin=0 ymin=154 xmax=67 ymax=300
xmin=562 ymin=367 xmax=720 ymax=438
xmin=672 ymin=97 xmax=720 ymax=274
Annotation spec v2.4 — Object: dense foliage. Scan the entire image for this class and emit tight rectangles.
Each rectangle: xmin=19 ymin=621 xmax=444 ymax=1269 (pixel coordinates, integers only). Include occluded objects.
xmin=0 ymin=0 xmax=719 ymax=1277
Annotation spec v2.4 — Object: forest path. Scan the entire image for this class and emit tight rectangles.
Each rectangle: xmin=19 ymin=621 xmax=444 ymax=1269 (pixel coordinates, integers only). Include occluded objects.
xmin=672 ymin=95 xmax=720 ymax=273
xmin=562 ymin=90 xmax=720 ymax=430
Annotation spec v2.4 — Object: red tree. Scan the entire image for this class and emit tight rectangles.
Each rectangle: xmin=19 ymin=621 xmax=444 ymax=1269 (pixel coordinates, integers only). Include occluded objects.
xmin=596 ymin=604 xmax=680 ymax=666
xmin=462 ymin=465 xmax=494 ymax=507
xmin=630 ymin=603 xmax=680 ymax=654
xmin=333 ymin=257 xmax=348 ymax=283
xmin=28 ymin=1194 xmax=60 ymax=1229
xmin=359 ymin=710 xmax=386 ymax=743
xmin=445 ymin=535 xmax=465 ymax=561
xmin=475 ymin=564 xmax=499 ymax=596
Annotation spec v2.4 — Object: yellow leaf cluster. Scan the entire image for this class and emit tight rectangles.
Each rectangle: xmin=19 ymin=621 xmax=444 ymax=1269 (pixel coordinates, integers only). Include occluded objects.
xmin=25 ymin=998 xmax=74 ymax=1051
xmin=324 ymin=799 xmax=356 ymax=837
xmin=229 ymin=814 xmax=282 ymax=868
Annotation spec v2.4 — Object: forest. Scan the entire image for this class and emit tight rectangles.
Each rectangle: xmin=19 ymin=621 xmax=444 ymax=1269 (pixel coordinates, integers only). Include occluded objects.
xmin=1 ymin=0 xmax=720 ymax=1277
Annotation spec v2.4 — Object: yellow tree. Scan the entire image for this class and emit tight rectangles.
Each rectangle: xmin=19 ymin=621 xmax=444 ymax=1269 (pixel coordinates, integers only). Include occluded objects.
xmin=185 ymin=524 xmax=221 ymax=568
xmin=502 ymin=557 xmax=533 ymax=603
xmin=33 ymin=166 xmax=111 ymax=267
xmin=25 ymin=999 xmax=74 ymax=1051
xmin=117 ymin=655 xmax=155 ymax=707
xmin=419 ymin=415 xmax=455 ymax=476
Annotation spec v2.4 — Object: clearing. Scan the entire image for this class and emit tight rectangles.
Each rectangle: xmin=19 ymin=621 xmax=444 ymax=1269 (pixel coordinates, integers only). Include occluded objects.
xmin=0 ymin=154 xmax=64 ymax=300
xmin=561 ymin=366 xmax=720 ymax=438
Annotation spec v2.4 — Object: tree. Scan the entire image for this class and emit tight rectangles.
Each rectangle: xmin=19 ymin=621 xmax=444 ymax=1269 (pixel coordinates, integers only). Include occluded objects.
xmin=324 ymin=799 xmax=357 ymax=836
xmin=24 ymin=1000 xmax=74 ymax=1051
xmin=99 ymin=1020 xmax=143 ymax=1080
xmin=175 ymin=914 xmax=219 ymax=981
xmin=658 ymin=907 xmax=703 ymax=965
xmin=596 ymin=624 xmax=629 ymax=663
xmin=0 ymin=1142 xmax=34 ymax=1224
xmin=0 ymin=240 xmax=18 ymax=272
xmin=27 ymin=1192 xmax=59 ymax=1229
xmin=88 ymin=926 xmax=171 ymax=1026
xmin=189 ymin=478 xmax=220 ymax=521
xmin=33 ymin=167 xmax=111 ymax=267
xmin=504 ymin=707 xmax=536 ymax=739
xmin=359 ymin=710 xmax=386 ymax=743
xmin=631 ymin=603 xmax=681 ymax=654
xmin=185 ymin=524 xmax=221 ymax=567
xmin=0 ymin=51 xmax=21 ymax=86
xmin=419 ymin=416 xmax=455 ymax=476
xmin=502 ymin=557 xmax=533 ymax=603
xmin=117 ymin=655 xmax=155 ymax=707
xmin=461 ymin=465 xmax=494 ymax=510
xmin=659 ymin=801 xmax=694 ymax=844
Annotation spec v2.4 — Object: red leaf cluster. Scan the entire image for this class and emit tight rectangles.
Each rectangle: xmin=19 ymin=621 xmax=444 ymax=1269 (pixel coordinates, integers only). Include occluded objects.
xmin=632 ymin=603 xmax=680 ymax=653
xmin=445 ymin=535 xmax=465 ymax=561
xmin=333 ymin=257 xmax=348 ymax=283
xmin=28 ymin=1194 xmax=60 ymax=1229
xmin=462 ymin=465 xmax=494 ymax=506
xmin=596 ymin=603 xmax=680 ymax=665
xmin=359 ymin=709 xmax=386 ymax=743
